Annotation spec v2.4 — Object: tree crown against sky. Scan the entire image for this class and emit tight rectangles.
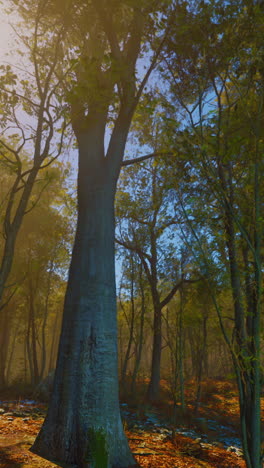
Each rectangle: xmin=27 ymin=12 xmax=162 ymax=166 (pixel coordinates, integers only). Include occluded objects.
xmin=7 ymin=2 xmax=177 ymax=467
xmin=0 ymin=1 xmax=263 ymax=467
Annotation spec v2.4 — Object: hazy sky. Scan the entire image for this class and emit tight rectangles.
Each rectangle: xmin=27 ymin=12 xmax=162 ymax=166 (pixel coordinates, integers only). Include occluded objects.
xmin=0 ymin=5 xmax=18 ymax=62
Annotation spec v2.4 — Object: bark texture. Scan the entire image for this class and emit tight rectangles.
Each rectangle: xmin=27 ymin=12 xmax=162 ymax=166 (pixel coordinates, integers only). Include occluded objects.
xmin=31 ymin=133 xmax=137 ymax=468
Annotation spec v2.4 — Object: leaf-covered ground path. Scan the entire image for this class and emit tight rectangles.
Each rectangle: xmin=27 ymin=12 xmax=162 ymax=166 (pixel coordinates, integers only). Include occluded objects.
xmin=0 ymin=393 xmax=248 ymax=468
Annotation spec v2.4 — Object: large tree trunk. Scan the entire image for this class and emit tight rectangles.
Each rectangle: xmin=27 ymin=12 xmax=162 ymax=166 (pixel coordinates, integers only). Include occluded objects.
xmin=31 ymin=133 xmax=137 ymax=468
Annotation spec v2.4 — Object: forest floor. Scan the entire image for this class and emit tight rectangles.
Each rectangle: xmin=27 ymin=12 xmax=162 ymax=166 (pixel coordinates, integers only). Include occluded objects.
xmin=0 ymin=379 xmax=263 ymax=468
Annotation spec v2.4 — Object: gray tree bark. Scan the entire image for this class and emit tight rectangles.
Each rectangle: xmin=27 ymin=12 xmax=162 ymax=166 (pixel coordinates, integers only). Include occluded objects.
xmin=31 ymin=127 xmax=138 ymax=467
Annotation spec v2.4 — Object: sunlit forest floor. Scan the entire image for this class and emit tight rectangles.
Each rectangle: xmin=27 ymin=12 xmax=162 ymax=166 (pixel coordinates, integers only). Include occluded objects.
xmin=0 ymin=379 xmax=263 ymax=468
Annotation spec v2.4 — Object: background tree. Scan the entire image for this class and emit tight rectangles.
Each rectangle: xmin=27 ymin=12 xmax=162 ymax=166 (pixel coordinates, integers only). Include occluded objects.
xmin=117 ymin=251 xmax=151 ymax=397
xmin=0 ymin=0 xmax=70 ymax=361
xmin=0 ymin=160 xmax=73 ymax=389
xmin=158 ymin=2 xmax=264 ymax=466
xmin=116 ymin=156 xmax=200 ymax=401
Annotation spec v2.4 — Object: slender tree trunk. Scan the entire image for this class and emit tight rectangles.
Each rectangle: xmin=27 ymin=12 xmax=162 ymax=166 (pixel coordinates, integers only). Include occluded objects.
xmin=248 ymin=151 xmax=261 ymax=468
xmin=147 ymin=301 xmax=162 ymax=402
xmin=29 ymin=287 xmax=40 ymax=387
xmin=26 ymin=306 xmax=34 ymax=385
xmin=187 ymin=327 xmax=196 ymax=378
xmin=221 ymin=165 xmax=261 ymax=468
xmin=6 ymin=321 xmax=20 ymax=385
xmin=0 ymin=308 xmax=10 ymax=389
xmin=121 ymin=256 xmax=135 ymax=389
xmin=131 ymin=265 xmax=145 ymax=394
xmin=40 ymin=261 xmax=53 ymax=380
xmin=24 ymin=334 xmax=28 ymax=384
xmin=31 ymin=132 xmax=137 ymax=468
xmin=164 ymin=307 xmax=176 ymax=399
xmin=194 ymin=314 xmax=208 ymax=414
xmin=48 ymin=308 xmax=60 ymax=374
xmin=178 ymin=287 xmax=185 ymax=411
xmin=239 ymin=154 xmax=262 ymax=468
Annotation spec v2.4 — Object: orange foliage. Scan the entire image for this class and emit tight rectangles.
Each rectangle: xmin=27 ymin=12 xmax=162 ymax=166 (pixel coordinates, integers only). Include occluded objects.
xmin=0 ymin=398 xmax=246 ymax=468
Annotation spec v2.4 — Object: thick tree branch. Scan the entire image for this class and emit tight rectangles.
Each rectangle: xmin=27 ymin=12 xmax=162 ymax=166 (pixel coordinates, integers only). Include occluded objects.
xmin=0 ymin=285 xmax=18 ymax=312
xmin=160 ymin=278 xmax=201 ymax=309
xmin=115 ymin=237 xmax=152 ymax=264
xmin=91 ymin=0 xmax=122 ymax=61
xmin=122 ymin=151 xmax=173 ymax=167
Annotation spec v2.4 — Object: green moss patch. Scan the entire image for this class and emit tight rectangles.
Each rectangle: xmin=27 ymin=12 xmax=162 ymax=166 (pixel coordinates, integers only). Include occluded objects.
xmin=85 ymin=427 xmax=109 ymax=468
